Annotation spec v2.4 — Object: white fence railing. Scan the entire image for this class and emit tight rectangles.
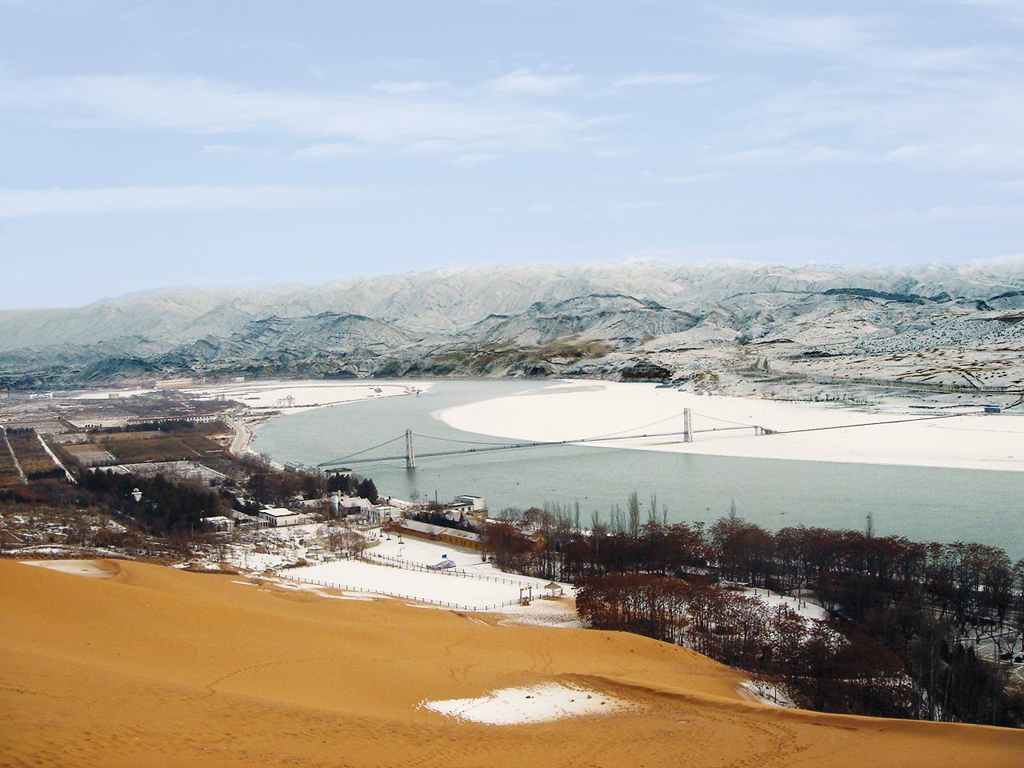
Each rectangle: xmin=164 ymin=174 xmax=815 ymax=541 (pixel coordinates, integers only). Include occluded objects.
xmin=276 ymin=572 xmax=522 ymax=612
xmin=358 ymin=550 xmax=537 ymax=587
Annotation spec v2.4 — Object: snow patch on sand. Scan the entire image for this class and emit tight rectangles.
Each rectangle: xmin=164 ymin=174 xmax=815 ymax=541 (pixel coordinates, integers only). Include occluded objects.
xmin=20 ymin=560 xmax=114 ymax=579
xmin=422 ymin=683 xmax=627 ymax=725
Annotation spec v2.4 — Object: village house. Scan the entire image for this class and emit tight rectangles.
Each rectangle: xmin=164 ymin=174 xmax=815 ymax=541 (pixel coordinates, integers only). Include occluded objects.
xmin=389 ymin=518 xmax=483 ymax=551
xmin=257 ymin=507 xmax=312 ymax=528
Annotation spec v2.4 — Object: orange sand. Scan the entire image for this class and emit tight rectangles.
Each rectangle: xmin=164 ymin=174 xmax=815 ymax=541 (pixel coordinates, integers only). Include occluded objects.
xmin=1 ymin=559 xmax=1020 ymax=767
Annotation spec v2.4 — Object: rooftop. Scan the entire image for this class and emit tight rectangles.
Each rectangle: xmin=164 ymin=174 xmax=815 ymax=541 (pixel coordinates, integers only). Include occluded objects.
xmin=259 ymin=508 xmax=301 ymax=518
xmin=398 ymin=518 xmax=481 ymax=542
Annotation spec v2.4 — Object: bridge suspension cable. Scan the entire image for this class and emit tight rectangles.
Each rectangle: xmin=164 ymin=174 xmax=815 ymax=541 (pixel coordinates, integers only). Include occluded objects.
xmin=317 ymin=434 xmax=405 ymax=468
xmin=411 ymin=432 xmax=531 ymax=447
xmin=317 ymin=408 xmax=985 ymax=468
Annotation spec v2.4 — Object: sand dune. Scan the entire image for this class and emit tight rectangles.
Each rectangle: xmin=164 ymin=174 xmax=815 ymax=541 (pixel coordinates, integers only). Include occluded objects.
xmin=1 ymin=560 xmax=1020 ymax=767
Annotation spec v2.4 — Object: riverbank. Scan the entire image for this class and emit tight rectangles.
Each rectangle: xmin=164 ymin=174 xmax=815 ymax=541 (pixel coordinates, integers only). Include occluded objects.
xmin=186 ymin=379 xmax=432 ymax=415
xmin=204 ymin=380 xmax=432 ymax=459
xmin=439 ymin=380 xmax=1023 ymax=472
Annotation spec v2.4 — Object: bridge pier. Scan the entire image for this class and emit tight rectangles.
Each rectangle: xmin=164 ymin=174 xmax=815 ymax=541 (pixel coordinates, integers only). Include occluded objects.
xmin=405 ymin=429 xmax=416 ymax=469
xmin=683 ymin=408 xmax=693 ymax=443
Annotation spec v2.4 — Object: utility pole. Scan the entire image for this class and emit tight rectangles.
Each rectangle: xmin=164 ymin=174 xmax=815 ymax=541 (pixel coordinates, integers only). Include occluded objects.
xmin=405 ymin=429 xmax=416 ymax=469
xmin=683 ymin=408 xmax=693 ymax=443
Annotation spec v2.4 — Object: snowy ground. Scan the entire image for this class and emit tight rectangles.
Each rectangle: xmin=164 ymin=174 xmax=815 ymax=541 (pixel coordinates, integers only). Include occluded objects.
xmin=439 ymin=380 xmax=1023 ymax=472
xmin=742 ymin=587 xmax=828 ymax=621
xmin=184 ymin=379 xmax=432 ymax=413
xmin=72 ymin=388 xmax=160 ymax=400
xmin=179 ymin=522 xmax=576 ymax=616
xmin=369 ymin=531 xmax=573 ymax=591
xmin=20 ymin=560 xmax=114 ymax=579
xmin=255 ymin=527 xmax=574 ymax=613
xmin=286 ymin=558 xmax=528 ymax=610
xmin=70 ymin=379 xmax=433 ymax=415
xmin=421 ymin=683 xmax=627 ymax=725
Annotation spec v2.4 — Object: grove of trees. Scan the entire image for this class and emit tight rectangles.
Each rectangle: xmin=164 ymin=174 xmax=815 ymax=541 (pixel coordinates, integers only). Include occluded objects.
xmin=484 ymin=501 xmax=1024 ymax=727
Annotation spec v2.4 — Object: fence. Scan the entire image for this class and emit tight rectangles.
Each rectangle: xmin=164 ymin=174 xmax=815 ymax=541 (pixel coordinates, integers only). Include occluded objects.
xmin=358 ymin=550 xmax=537 ymax=588
xmin=0 ymin=547 xmax=134 ymax=561
xmin=276 ymin=572 xmax=523 ymax=612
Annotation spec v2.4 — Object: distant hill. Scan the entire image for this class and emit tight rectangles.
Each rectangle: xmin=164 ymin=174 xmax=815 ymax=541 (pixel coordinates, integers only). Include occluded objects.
xmin=2 ymin=260 xmax=1023 ymax=390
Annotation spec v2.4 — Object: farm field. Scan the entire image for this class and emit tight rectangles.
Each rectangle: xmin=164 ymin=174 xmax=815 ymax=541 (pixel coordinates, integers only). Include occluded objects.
xmin=94 ymin=427 xmax=229 ymax=464
xmin=0 ymin=429 xmax=25 ymax=487
xmin=52 ymin=439 xmax=117 ymax=467
xmin=5 ymin=429 xmax=60 ymax=480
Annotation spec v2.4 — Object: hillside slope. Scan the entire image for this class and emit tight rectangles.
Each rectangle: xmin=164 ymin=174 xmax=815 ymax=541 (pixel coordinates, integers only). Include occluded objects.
xmin=1 ymin=260 xmax=1023 ymax=392
xmin=1 ymin=560 xmax=1021 ymax=768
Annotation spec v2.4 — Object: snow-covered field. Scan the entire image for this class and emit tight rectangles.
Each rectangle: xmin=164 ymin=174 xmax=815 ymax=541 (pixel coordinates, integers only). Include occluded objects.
xmin=186 ymin=379 xmax=431 ymax=413
xmin=72 ymin=379 xmax=432 ymax=413
xmin=369 ymin=531 xmax=570 ymax=590
xmin=275 ymin=530 xmax=573 ymax=613
xmin=421 ymin=683 xmax=627 ymax=725
xmin=73 ymin=387 xmax=160 ymax=400
xmin=288 ymin=557 xmax=538 ymax=610
xmin=439 ymin=380 xmax=1023 ymax=472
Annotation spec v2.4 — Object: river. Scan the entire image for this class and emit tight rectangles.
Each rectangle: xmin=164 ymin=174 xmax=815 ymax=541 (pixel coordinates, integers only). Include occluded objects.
xmin=252 ymin=379 xmax=1024 ymax=559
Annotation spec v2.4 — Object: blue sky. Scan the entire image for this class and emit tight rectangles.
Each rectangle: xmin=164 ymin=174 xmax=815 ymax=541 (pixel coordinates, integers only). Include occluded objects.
xmin=1 ymin=0 xmax=1023 ymax=308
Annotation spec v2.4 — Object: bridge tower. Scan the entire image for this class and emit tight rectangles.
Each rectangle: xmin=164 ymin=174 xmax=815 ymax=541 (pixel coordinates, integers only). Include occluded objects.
xmin=683 ymin=408 xmax=693 ymax=443
xmin=404 ymin=429 xmax=416 ymax=469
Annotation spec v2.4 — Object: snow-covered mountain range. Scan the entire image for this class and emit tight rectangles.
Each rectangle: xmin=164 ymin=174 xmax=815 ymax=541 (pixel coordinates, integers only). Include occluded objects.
xmin=2 ymin=260 xmax=1022 ymax=394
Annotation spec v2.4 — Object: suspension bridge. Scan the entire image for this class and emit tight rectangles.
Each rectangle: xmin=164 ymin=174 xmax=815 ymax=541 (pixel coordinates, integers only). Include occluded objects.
xmin=315 ymin=407 xmax=984 ymax=471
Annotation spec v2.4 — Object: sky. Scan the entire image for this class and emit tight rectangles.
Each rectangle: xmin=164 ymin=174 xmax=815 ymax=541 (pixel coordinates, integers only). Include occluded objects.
xmin=1 ymin=0 xmax=1023 ymax=308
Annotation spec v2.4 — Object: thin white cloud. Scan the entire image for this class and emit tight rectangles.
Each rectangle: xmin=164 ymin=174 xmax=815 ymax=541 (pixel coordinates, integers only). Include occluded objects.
xmin=717 ymin=145 xmax=858 ymax=168
xmin=720 ymin=12 xmax=882 ymax=57
xmin=0 ymin=74 xmax=583 ymax=154
xmin=884 ymin=141 xmax=1024 ymax=172
xmin=861 ymin=204 xmax=1024 ymax=227
xmin=487 ymin=69 xmax=583 ymax=95
xmin=400 ymin=138 xmax=458 ymax=156
xmin=663 ymin=172 xmax=724 ymax=185
xmin=612 ymin=72 xmax=707 ymax=88
xmin=293 ymin=142 xmax=368 ymax=160
xmin=609 ymin=200 xmax=663 ymax=212
xmin=721 ymin=8 xmax=1022 ymax=74
xmin=450 ymin=153 xmax=498 ymax=166
xmin=954 ymin=0 xmax=1024 ymax=24
xmin=925 ymin=204 xmax=1024 ymax=221
xmin=201 ymin=143 xmax=245 ymax=154
xmin=0 ymin=185 xmax=355 ymax=218
xmin=593 ymin=147 xmax=639 ymax=159
xmin=370 ymin=80 xmax=447 ymax=94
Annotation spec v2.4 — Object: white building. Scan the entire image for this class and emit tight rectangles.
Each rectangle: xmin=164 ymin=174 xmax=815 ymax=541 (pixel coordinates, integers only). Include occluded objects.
xmin=452 ymin=495 xmax=486 ymax=512
xmin=370 ymin=504 xmax=401 ymax=525
xmin=257 ymin=508 xmax=311 ymax=528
